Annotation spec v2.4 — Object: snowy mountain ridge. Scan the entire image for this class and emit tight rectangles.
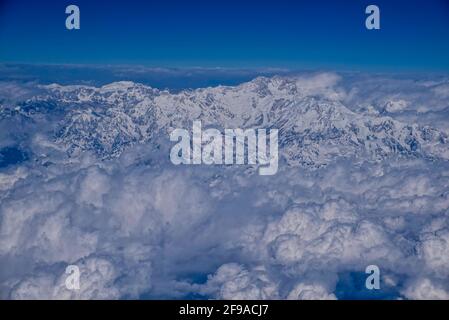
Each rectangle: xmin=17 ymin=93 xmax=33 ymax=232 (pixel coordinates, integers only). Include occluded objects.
xmin=11 ymin=75 xmax=449 ymax=167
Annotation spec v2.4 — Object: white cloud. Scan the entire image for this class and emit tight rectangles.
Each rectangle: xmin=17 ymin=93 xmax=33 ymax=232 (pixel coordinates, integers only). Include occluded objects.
xmin=402 ymin=278 xmax=449 ymax=300
xmin=11 ymin=258 xmax=121 ymax=300
xmin=384 ymin=99 xmax=408 ymax=113
xmin=287 ymin=283 xmax=336 ymax=300
xmin=199 ymin=264 xmax=279 ymax=300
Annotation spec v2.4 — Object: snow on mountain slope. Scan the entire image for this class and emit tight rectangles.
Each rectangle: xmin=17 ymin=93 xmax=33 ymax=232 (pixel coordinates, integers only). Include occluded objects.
xmin=21 ymin=75 xmax=449 ymax=168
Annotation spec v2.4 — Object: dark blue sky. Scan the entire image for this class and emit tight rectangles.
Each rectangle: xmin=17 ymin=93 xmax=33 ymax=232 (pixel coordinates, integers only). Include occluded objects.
xmin=0 ymin=0 xmax=449 ymax=71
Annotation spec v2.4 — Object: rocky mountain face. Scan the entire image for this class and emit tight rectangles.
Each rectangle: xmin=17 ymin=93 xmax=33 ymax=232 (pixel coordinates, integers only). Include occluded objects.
xmin=5 ymin=76 xmax=449 ymax=167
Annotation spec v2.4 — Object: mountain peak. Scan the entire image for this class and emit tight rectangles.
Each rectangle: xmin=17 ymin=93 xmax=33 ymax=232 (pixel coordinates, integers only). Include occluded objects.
xmin=16 ymin=75 xmax=449 ymax=168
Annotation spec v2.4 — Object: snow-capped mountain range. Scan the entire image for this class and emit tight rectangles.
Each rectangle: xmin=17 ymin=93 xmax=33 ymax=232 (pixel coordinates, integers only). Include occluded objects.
xmin=6 ymin=75 xmax=449 ymax=168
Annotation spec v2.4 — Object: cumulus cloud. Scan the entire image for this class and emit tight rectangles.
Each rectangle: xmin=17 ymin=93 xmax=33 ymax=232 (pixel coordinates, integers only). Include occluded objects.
xmin=11 ymin=258 xmax=120 ymax=300
xmin=402 ymin=278 xmax=449 ymax=300
xmin=287 ymin=283 xmax=336 ymax=300
xmin=198 ymin=264 xmax=279 ymax=300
